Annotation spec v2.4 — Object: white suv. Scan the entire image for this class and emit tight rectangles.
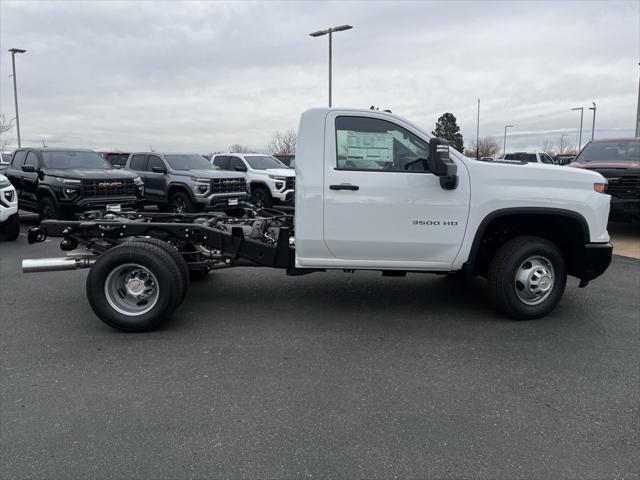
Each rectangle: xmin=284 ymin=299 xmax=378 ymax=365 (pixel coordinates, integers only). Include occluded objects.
xmin=211 ymin=153 xmax=295 ymax=208
xmin=0 ymin=174 xmax=19 ymax=241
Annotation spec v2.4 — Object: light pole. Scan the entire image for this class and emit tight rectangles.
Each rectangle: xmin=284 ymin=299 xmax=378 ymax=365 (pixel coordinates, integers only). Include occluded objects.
xmin=476 ymin=98 xmax=480 ymax=160
xmin=560 ymin=133 xmax=569 ymax=153
xmin=635 ymin=62 xmax=640 ymax=137
xmin=588 ymin=102 xmax=597 ymax=141
xmin=309 ymin=25 xmax=353 ymax=107
xmin=571 ymin=106 xmax=584 ymax=151
xmin=503 ymin=124 xmax=513 ymax=157
xmin=9 ymin=48 xmax=27 ymax=148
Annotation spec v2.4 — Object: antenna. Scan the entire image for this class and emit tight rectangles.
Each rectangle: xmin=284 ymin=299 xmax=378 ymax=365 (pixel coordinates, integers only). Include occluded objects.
xmin=41 ymin=137 xmax=47 ymax=147
xmin=149 ymin=144 xmax=154 ymax=152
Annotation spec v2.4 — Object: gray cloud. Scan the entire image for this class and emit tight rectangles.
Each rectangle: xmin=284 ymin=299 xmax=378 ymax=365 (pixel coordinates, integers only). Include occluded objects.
xmin=0 ymin=0 xmax=638 ymax=154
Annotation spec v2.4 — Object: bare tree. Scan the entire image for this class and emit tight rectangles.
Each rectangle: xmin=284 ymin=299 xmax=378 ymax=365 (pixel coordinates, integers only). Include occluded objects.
xmin=539 ymin=136 xmax=577 ymax=155
xmin=267 ymin=130 xmax=297 ymax=155
xmin=464 ymin=136 xmax=500 ymax=158
xmin=229 ymin=144 xmax=252 ymax=153
xmin=0 ymin=114 xmax=15 ymax=151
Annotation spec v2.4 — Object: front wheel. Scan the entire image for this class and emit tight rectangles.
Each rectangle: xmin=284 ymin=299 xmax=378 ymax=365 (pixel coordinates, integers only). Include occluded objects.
xmin=169 ymin=191 xmax=197 ymax=213
xmin=488 ymin=236 xmax=567 ymax=320
xmin=86 ymin=242 xmax=185 ymax=332
xmin=0 ymin=213 xmax=20 ymax=241
xmin=250 ymin=187 xmax=272 ymax=208
xmin=39 ymin=196 xmax=61 ymax=220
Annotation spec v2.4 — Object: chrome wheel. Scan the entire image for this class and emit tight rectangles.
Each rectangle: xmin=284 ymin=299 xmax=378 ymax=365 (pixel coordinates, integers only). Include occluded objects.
xmin=104 ymin=263 xmax=160 ymax=316
xmin=514 ymin=255 xmax=555 ymax=306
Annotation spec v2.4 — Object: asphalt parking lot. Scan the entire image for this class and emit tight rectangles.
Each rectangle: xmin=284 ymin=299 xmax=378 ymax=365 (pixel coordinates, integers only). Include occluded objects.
xmin=1 ymin=219 xmax=639 ymax=479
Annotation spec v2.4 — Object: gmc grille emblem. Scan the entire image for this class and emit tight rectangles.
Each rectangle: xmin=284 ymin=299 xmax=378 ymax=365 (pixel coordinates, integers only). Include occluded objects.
xmin=98 ymin=181 xmax=123 ymax=188
xmin=222 ymin=180 xmax=240 ymax=185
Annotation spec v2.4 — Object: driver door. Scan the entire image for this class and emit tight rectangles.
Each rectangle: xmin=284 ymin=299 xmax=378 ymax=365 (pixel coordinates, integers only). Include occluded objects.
xmin=323 ymin=112 xmax=470 ymax=267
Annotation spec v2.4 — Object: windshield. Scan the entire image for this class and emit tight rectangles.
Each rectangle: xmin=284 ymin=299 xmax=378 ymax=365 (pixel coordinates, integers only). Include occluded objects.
xmin=164 ymin=154 xmax=213 ymax=171
xmin=576 ymin=141 xmax=640 ymax=163
xmin=42 ymin=151 xmax=111 ymax=169
xmin=245 ymin=155 xmax=286 ymax=170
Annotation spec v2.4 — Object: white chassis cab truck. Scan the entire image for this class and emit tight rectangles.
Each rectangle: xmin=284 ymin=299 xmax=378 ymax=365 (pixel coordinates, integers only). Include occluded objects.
xmin=22 ymin=108 xmax=613 ymax=332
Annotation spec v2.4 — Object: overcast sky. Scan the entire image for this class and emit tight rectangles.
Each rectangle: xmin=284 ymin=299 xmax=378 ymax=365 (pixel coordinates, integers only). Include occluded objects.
xmin=0 ymin=0 xmax=638 ymax=154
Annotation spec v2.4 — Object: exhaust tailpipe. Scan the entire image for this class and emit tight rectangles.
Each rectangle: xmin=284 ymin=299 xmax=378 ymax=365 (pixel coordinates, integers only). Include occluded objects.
xmin=22 ymin=257 xmax=96 ymax=273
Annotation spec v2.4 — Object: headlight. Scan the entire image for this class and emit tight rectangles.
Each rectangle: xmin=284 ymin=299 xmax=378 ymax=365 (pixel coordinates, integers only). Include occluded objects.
xmin=0 ymin=178 xmax=11 ymax=188
xmin=133 ymin=176 xmax=143 ymax=183
xmin=191 ymin=177 xmax=210 ymax=183
xmin=268 ymin=175 xmax=287 ymax=181
xmin=593 ymin=182 xmax=607 ymax=193
xmin=56 ymin=178 xmax=81 ymax=185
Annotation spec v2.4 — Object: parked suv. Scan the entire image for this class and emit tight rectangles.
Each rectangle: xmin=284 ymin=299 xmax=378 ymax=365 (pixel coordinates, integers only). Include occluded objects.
xmin=0 ymin=173 xmax=19 ymax=241
xmin=211 ymin=153 xmax=295 ymax=208
xmin=5 ymin=148 xmax=144 ymax=219
xmin=503 ymin=152 xmax=555 ymax=164
xmin=126 ymin=152 xmax=248 ymax=213
xmin=571 ymin=138 xmax=639 ymax=221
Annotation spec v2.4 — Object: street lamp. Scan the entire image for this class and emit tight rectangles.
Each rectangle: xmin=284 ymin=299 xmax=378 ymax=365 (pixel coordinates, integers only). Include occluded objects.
xmin=588 ymin=102 xmax=597 ymax=141
xmin=571 ymin=106 xmax=584 ymax=151
xmin=309 ymin=25 xmax=353 ymax=107
xmin=560 ymin=133 xmax=569 ymax=153
xmin=503 ymin=125 xmax=514 ymax=157
xmin=8 ymin=48 xmax=27 ymax=148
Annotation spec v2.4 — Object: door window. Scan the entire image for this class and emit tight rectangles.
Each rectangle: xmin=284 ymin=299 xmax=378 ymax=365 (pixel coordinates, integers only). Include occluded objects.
xmin=335 ymin=116 xmax=429 ymax=172
xmin=147 ymin=155 xmax=165 ymax=172
xmin=541 ymin=153 xmax=554 ymax=164
xmin=129 ymin=154 xmax=147 ymax=171
xmin=11 ymin=150 xmax=27 ymax=166
xmin=213 ymin=156 xmax=229 ymax=170
xmin=228 ymin=156 xmax=246 ymax=172
xmin=24 ymin=152 xmax=39 ymax=168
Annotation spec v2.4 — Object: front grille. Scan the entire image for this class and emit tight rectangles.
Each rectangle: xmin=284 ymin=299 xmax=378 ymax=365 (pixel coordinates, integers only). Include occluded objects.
xmin=211 ymin=177 xmax=246 ymax=194
xmin=82 ymin=179 xmax=137 ymax=197
xmin=603 ymin=175 xmax=640 ymax=198
xmin=285 ymin=177 xmax=295 ymax=190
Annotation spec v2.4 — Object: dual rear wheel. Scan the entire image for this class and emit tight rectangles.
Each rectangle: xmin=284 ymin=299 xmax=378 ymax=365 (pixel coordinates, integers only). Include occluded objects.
xmin=86 ymin=239 xmax=194 ymax=332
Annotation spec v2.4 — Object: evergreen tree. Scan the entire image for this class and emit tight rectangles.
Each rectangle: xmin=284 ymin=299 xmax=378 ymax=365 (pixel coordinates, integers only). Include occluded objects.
xmin=432 ymin=113 xmax=464 ymax=152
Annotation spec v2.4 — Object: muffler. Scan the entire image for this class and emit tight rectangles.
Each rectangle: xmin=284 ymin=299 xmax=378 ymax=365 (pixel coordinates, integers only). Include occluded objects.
xmin=22 ymin=257 xmax=96 ymax=273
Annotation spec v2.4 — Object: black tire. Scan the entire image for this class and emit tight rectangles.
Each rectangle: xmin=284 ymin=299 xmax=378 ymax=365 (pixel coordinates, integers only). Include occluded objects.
xmin=169 ymin=191 xmax=197 ymax=213
xmin=123 ymin=237 xmax=190 ymax=302
xmin=86 ymin=241 xmax=185 ymax=332
xmin=488 ymin=235 xmax=567 ymax=320
xmin=0 ymin=213 xmax=20 ymax=241
xmin=39 ymin=196 xmax=61 ymax=220
xmin=250 ymin=187 xmax=272 ymax=208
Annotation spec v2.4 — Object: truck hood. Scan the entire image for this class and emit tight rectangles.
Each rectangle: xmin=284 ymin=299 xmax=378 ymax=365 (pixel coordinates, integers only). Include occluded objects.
xmin=45 ymin=169 xmax=139 ymax=180
xmin=571 ymin=161 xmax=640 ymax=170
xmin=467 ymin=157 xmax=606 ymax=185
xmin=179 ymin=170 xmax=246 ymax=179
xmin=264 ymin=168 xmax=295 ymax=177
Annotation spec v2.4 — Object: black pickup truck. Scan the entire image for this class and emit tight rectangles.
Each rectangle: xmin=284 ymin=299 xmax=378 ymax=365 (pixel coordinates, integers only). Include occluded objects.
xmin=571 ymin=138 xmax=639 ymax=221
xmin=5 ymin=147 xmax=145 ymax=219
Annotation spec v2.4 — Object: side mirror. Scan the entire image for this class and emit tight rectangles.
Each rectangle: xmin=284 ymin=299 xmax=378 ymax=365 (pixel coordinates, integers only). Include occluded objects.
xmin=427 ymin=138 xmax=458 ymax=190
xmin=151 ymin=166 xmax=167 ymax=174
xmin=234 ymin=166 xmax=247 ymax=172
xmin=22 ymin=165 xmax=36 ymax=173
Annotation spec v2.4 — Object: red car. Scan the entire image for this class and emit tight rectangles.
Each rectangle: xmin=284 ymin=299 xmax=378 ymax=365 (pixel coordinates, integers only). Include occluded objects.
xmin=571 ymin=138 xmax=639 ymax=221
